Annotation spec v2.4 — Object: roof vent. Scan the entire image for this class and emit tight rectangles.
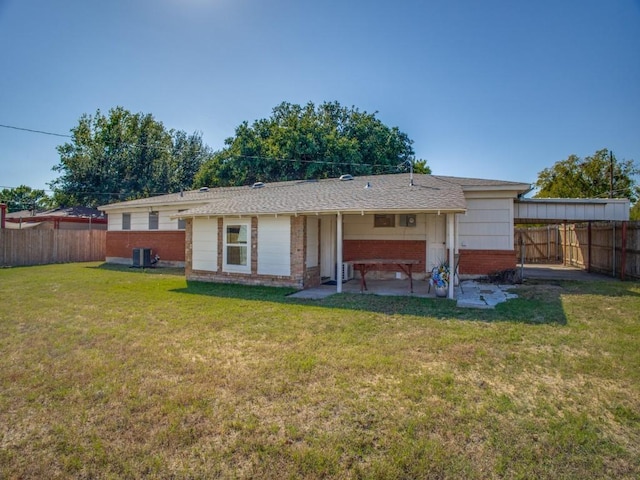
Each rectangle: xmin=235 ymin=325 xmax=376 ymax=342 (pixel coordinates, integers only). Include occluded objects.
xmin=252 ymin=182 xmax=265 ymax=189
xmin=339 ymin=174 xmax=354 ymax=181
xmin=199 ymin=187 xmax=209 ymax=192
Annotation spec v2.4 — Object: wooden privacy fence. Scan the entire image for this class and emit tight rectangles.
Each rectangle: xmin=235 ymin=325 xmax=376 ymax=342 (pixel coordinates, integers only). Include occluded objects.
xmin=514 ymin=225 xmax=561 ymax=263
xmin=0 ymin=229 xmax=106 ymax=267
xmin=516 ymin=222 xmax=640 ymax=280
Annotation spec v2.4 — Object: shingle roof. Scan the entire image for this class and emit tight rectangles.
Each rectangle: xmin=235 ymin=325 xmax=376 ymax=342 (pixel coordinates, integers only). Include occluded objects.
xmin=98 ymin=184 xmax=251 ymax=210
xmin=177 ymin=174 xmax=468 ymax=217
xmin=99 ymin=173 xmax=531 ymax=217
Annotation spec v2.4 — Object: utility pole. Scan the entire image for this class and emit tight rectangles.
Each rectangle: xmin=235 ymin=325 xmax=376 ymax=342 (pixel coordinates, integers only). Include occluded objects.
xmin=609 ymin=150 xmax=614 ymax=198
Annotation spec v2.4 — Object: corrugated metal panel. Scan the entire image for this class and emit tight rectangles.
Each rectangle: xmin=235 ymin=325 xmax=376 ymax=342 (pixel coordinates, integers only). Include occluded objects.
xmin=515 ymin=199 xmax=629 ymax=222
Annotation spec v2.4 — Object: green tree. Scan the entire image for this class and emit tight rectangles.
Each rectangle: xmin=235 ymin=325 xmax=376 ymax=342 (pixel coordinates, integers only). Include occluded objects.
xmin=630 ymin=202 xmax=640 ymax=221
xmin=50 ymin=107 xmax=213 ymax=207
xmin=0 ymin=185 xmax=51 ymax=213
xmin=534 ymin=149 xmax=639 ymax=202
xmin=194 ymin=101 xmax=428 ymax=187
xmin=413 ymin=159 xmax=430 ymax=174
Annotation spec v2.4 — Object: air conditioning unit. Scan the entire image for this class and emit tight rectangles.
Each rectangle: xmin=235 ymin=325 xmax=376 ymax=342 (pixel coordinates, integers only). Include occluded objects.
xmin=399 ymin=214 xmax=417 ymax=227
xmin=132 ymin=248 xmax=153 ymax=268
xmin=336 ymin=262 xmax=354 ymax=282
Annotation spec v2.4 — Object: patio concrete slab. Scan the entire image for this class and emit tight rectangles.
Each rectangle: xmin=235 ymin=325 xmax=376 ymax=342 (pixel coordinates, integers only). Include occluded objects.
xmin=287 ymin=285 xmax=337 ymax=299
xmin=288 ymin=278 xmax=434 ymax=300
xmin=289 ymin=278 xmax=519 ymax=309
xmin=289 ymin=263 xmax=610 ymax=305
xmin=521 ymin=263 xmax=616 ymax=281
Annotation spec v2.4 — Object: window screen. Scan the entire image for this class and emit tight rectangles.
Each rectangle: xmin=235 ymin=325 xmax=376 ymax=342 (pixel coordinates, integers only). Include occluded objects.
xmin=149 ymin=211 xmax=159 ymax=230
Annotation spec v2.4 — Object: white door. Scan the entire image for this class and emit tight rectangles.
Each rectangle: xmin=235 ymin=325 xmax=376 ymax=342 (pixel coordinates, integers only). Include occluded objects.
xmin=427 ymin=244 xmax=446 ymax=273
xmin=320 ymin=216 xmax=336 ymax=279
xmin=426 ymin=213 xmax=447 ymax=273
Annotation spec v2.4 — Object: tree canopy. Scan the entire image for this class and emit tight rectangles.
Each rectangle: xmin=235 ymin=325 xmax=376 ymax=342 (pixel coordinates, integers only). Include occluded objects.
xmin=194 ymin=101 xmax=428 ymax=187
xmin=630 ymin=201 xmax=640 ymax=221
xmin=0 ymin=185 xmax=51 ymax=213
xmin=50 ymin=107 xmax=213 ymax=207
xmin=534 ymin=149 xmax=639 ymax=202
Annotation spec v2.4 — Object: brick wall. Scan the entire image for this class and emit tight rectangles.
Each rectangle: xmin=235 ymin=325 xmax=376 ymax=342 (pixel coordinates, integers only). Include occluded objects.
xmin=186 ymin=215 xmax=310 ymax=289
xmin=343 ymin=240 xmax=427 ymax=272
xmin=290 ymin=216 xmax=305 ymax=283
xmin=458 ymin=249 xmax=516 ymax=275
xmin=106 ymin=231 xmax=185 ymax=263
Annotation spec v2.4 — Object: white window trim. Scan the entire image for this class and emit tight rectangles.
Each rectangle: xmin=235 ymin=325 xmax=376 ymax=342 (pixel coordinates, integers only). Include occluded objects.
xmin=149 ymin=211 xmax=159 ymax=230
xmin=223 ymin=219 xmax=251 ymax=274
xmin=177 ymin=210 xmax=186 ymax=230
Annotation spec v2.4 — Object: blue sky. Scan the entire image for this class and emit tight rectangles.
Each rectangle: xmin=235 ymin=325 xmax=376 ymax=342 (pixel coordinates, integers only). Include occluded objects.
xmin=1 ymin=0 xmax=639 ymax=194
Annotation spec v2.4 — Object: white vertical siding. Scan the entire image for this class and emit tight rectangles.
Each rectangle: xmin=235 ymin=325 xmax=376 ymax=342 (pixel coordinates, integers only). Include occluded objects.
xmin=108 ymin=212 xmax=123 ymax=230
xmin=258 ymin=216 xmax=291 ymax=276
xmin=192 ymin=217 xmax=218 ymax=271
xmin=130 ymin=211 xmax=149 ymax=230
xmin=306 ymin=216 xmax=319 ymax=268
xmin=459 ymin=198 xmax=513 ymax=250
xmin=159 ymin=210 xmax=181 ymax=230
xmin=103 ymin=203 xmax=206 ymax=231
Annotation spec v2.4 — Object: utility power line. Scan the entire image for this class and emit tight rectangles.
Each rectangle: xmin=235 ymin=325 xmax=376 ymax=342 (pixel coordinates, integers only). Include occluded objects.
xmin=0 ymin=123 xmax=72 ymax=138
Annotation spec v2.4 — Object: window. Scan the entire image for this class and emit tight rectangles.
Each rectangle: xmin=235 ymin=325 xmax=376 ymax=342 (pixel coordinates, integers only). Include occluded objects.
xmin=224 ymin=223 xmax=250 ymax=271
xmin=122 ymin=213 xmax=131 ymax=230
xmin=149 ymin=211 xmax=159 ymax=230
xmin=178 ymin=210 xmax=186 ymax=230
xmin=374 ymin=214 xmax=395 ymax=228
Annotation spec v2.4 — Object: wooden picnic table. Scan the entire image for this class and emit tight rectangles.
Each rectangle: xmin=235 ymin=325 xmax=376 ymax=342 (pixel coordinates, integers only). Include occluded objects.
xmin=347 ymin=259 xmax=422 ymax=293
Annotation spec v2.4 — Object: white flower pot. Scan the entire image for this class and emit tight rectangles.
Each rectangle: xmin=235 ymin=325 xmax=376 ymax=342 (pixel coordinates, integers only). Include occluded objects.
xmin=435 ymin=285 xmax=448 ymax=297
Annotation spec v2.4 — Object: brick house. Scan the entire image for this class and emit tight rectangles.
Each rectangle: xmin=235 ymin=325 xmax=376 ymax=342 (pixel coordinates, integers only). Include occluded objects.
xmin=99 ymin=173 xmax=532 ymax=297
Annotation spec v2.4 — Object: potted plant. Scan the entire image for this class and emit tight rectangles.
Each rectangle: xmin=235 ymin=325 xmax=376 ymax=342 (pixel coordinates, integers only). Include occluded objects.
xmin=430 ymin=261 xmax=450 ymax=297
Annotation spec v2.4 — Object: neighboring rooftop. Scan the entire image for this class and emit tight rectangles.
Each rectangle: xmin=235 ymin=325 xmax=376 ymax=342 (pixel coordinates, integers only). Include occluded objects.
xmin=6 ymin=206 xmax=106 ymax=219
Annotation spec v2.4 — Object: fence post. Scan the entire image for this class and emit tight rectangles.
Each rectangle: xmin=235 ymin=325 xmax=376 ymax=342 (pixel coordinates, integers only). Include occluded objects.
xmin=587 ymin=221 xmax=592 ymax=273
xmin=0 ymin=203 xmax=6 ymax=229
xmin=519 ymin=233 xmax=525 ymax=280
xmin=563 ymin=223 xmax=567 ymax=266
xmin=612 ymin=223 xmax=616 ymax=278
xmin=621 ymin=221 xmax=627 ymax=281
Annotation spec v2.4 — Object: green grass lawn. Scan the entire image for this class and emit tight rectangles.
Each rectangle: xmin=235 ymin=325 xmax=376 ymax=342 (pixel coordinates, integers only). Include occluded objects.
xmin=1 ymin=263 xmax=639 ymax=479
